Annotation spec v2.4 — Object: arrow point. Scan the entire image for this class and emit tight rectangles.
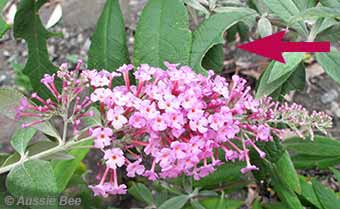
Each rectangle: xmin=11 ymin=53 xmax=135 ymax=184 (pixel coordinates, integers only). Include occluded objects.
xmin=237 ymin=31 xmax=287 ymax=63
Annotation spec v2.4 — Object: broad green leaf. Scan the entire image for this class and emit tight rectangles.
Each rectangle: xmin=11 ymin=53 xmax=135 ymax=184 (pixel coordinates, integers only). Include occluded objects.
xmin=158 ymin=195 xmax=190 ymax=209
xmin=251 ymin=140 xmax=303 ymax=209
xmin=190 ymin=199 xmax=206 ymax=209
xmin=312 ymin=178 xmax=340 ymax=209
xmin=316 ymin=51 xmax=340 ymax=84
xmin=134 ymin=0 xmax=191 ymax=67
xmin=6 ymin=160 xmax=59 ymax=209
xmin=293 ymin=0 xmax=317 ymax=10
xmin=263 ymin=202 xmax=291 ymax=209
xmin=128 ymin=183 xmax=154 ymax=205
xmin=10 ymin=127 xmax=37 ymax=156
xmin=13 ymin=0 xmax=58 ymax=97
xmin=261 ymin=0 xmax=308 ymax=36
xmin=190 ymin=8 xmax=257 ymax=74
xmin=0 ymin=88 xmax=61 ymax=140
xmin=274 ymin=151 xmax=301 ymax=193
xmin=270 ymin=63 xmax=305 ymax=99
xmin=284 ymin=136 xmax=340 ymax=157
xmin=330 ymin=167 xmax=340 ymax=184
xmin=271 ymin=174 xmax=304 ymax=209
xmin=88 ymin=0 xmax=129 ymax=86
xmin=316 ymin=21 xmax=340 ymax=42
xmin=298 ymin=176 xmax=322 ymax=208
xmin=290 ymin=7 xmax=340 ymax=23
xmin=193 ymin=162 xmax=245 ymax=188
xmin=201 ymin=44 xmax=224 ymax=73
xmin=320 ymin=0 xmax=340 ymax=7
xmin=268 ymin=53 xmax=304 ymax=83
xmin=185 ymin=198 xmax=243 ymax=209
xmin=52 ymin=140 xmax=92 ymax=193
xmin=291 ymin=154 xmax=340 ymax=169
xmin=256 ymin=57 xmax=304 ymax=98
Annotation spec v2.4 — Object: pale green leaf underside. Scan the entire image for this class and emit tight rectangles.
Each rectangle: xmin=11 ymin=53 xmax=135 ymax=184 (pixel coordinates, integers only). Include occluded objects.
xmin=10 ymin=127 xmax=37 ymax=156
xmin=268 ymin=53 xmax=304 ymax=83
xmin=261 ymin=0 xmax=308 ymax=37
xmin=134 ymin=0 xmax=191 ymax=68
xmin=6 ymin=160 xmax=59 ymax=209
xmin=316 ymin=51 xmax=340 ymax=84
xmin=0 ymin=88 xmax=60 ymax=139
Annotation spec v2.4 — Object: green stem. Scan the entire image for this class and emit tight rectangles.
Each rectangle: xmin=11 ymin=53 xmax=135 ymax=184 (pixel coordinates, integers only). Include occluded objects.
xmin=0 ymin=136 xmax=93 ymax=174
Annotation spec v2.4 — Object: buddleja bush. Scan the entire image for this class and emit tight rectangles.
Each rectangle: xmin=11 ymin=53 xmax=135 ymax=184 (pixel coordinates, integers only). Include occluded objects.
xmin=0 ymin=0 xmax=340 ymax=209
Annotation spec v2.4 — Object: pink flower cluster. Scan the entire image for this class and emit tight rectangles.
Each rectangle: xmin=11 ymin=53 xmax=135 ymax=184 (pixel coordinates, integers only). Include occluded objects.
xmin=16 ymin=61 xmax=93 ymax=133
xmin=16 ymin=61 xmax=332 ymax=198
xmin=83 ymin=62 xmax=331 ymax=197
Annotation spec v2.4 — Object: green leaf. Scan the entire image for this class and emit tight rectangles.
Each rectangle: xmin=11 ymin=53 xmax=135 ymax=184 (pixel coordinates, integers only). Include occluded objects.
xmin=128 ymin=183 xmax=154 ymax=205
xmin=88 ymin=0 xmax=129 ymax=86
xmin=52 ymin=140 xmax=92 ymax=193
xmin=190 ymin=199 xmax=206 ymax=209
xmin=251 ymin=141 xmax=303 ymax=209
xmin=271 ymin=174 xmax=304 ymax=209
xmin=190 ymin=8 xmax=257 ymax=74
xmin=291 ymin=154 xmax=340 ymax=169
xmin=6 ymin=160 xmax=59 ymax=209
xmin=186 ymin=198 xmax=243 ymax=209
xmin=316 ymin=22 xmax=340 ymax=42
xmin=312 ymin=178 xmax=340 ymax=209
xmin=298 ymin=176 xmax=322 ymax=208
xmin=256 ymin=55 xmax=304 ymax=98
xmin=316 ymin=51 xmax=340 ymax=84
xmin=134 ymin=0 xmax=191 ymax=67
xmin=158 ymin=195 xmax=190 ymax=209
xmin=274 ymin=151 xmax=301 ymax=193
xmin=257 ymin=16 xmax=272 ymax=37
xmin=0 ymin=88 xmax=61 ymax=140
xmin=290 ymin=7 xmax=340 ymax=23
xmin=268 ymin=53 xmax=304 ymax=83
xmin=284 ymin=136 xmax=340 ymax=157
xmin=10 ymin=127 xmax=37 ymax=156
xmin=261 ymin=0 xmax=308 ymax=36
xmin=263 ymin=202 xmax=291 ymax=209
xmin=193 ymin=161 xmax=245 ymax=188
xmin=201 ymin=44 xmax=224 ymax=73
xmin=320 ymin=0 xmax=340 ymax=7
xmin=270 ymin=63 xmax=305 ymax=99
xmin=331 ymin=167 xmax=340 ymax=184
xmin=13 ymin=0 xmax=58 ymax=97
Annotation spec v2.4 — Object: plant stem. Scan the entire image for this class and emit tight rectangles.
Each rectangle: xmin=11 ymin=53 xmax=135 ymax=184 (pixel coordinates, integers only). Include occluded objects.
xmin=0 ymin=136 xmax=93 ymax=174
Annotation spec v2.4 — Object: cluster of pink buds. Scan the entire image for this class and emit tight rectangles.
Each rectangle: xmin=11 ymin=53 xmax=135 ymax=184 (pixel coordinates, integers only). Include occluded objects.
xmin=81 ymin=62 xmax=331 ymax=197
xmin=16 ymin=61 xmax=93 ymax=135
xmin=16 ymin=61 xmax=332 ymax=197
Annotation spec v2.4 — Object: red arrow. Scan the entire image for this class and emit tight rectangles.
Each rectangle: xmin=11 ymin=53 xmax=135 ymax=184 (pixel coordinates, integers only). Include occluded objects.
xmin=237 ymin=31 xmax=330 ymax=63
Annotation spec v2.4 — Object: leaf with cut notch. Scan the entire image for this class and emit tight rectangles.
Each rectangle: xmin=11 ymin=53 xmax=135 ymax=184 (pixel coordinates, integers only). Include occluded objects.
xmin=190 ymin=8 xmax=257 ymax=74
